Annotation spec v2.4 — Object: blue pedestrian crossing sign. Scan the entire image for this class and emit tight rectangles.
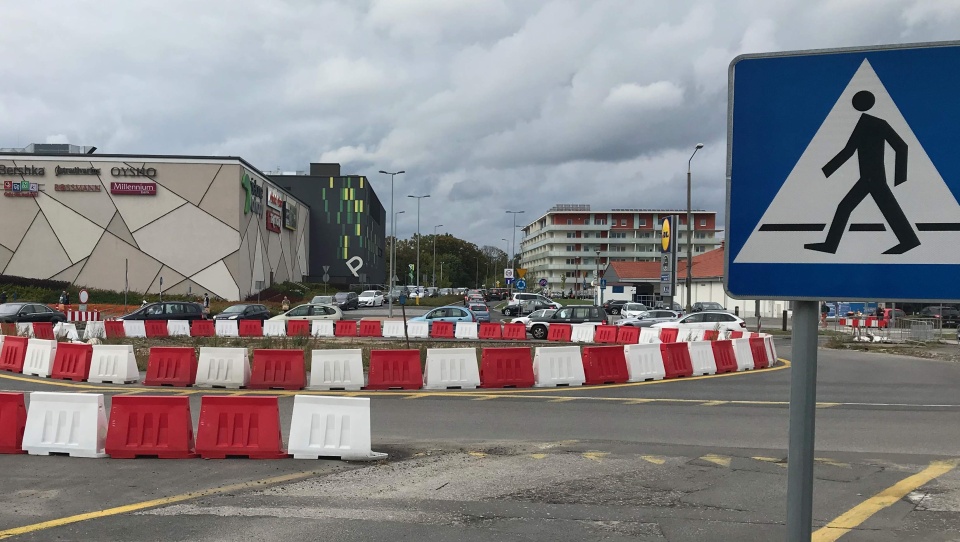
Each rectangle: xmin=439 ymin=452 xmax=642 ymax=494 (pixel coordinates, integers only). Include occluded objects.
xmin=727 ymin=42 xmax=960 ymax=302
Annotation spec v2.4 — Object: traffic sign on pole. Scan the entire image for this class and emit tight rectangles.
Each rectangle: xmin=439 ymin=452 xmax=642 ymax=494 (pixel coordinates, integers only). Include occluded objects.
xmin=538 ymin=278 xmax=547 ymax=287
xmin=503 ymin=269 xmax=514 ymax=279
xmin=515 ymin=279 xmax=526 ymax=291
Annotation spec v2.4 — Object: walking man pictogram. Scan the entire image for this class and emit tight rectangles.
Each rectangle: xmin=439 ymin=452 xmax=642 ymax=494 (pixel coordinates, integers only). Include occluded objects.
xmin=804 ymin=90 xmax=921 ymax=255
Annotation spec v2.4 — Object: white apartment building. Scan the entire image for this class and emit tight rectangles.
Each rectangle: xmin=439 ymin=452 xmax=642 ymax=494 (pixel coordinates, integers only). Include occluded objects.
xmin=519 ymin=204 xmax=721 ymax=294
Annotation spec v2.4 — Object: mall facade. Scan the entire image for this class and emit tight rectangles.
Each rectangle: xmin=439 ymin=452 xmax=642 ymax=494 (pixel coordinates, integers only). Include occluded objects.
xmin=0 ymin=144 xmax=310 ymax=301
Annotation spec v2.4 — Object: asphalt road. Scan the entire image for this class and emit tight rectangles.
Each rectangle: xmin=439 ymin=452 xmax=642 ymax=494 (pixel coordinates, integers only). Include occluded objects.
xmin=0 ymin=339 xmax=958 ymax=541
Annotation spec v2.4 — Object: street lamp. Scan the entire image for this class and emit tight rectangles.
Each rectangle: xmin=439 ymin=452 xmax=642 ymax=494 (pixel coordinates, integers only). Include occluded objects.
xmin=379 ymin=170 xmax=405 ymax=317
xmin=392 ymin=210 xmax=405 ymax=305
xmin=408 ymin=194 xmax=430 ymax=292
xmin=506 ymin=210 xmax=524 ymax=289
xmin=432 ymin=224 xmax=443 ymax=289
xmin=595 ymin=249 xmax=601 ymax=306
xmin=686 ymin=143 xmax=703 ymax=313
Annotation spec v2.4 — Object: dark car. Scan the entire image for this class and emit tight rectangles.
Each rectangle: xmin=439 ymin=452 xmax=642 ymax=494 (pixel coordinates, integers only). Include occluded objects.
xmin=919 ymin=306 xmax=960 ymax=327
xmin=602 ymin=299 xmax=629 ymax=315
xmin=692 ymin=301 xmax=727 ymax=312
xmin=0 ymin=303 xmax=66 ymax=324
xmin=213 ymin=304 xmax=271 ymax=321
xmin=120 ymin=301 xmax=205 ymax=321
xmin=333 ymin=291 xmax=359 ymax=310
xmin=528 ymin=305 xmax=607 ymax=340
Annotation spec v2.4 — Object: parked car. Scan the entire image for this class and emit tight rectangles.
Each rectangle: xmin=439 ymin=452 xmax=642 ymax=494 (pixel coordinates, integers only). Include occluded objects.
xmin=120 ymin=301 xmax=206 ymax=321
xmin=502 ymin=293 xmax=561 ymax=316
xmin=692 ymin=301 xmax=727 ymax=312
xmin=409 ymin=305 xmax=476 ymax=330
xmin=358 ymin=290 xmax=384 ymax=307
xmin=311 ymin=295 xmax=334 ymax=305
xmin=0 ymin=303 xmax=66 ymax=324
xmin=485 ymin=288 xmax=509 ymax=301
xmin=332 ymin=291 xmax=359 ymax=310
xmin=919 ymin=306 xmax=960 ymax=327
xmin=213 ymin=304 xmax=271 ymax=321
xmin=468 ymin=302 xmax=491 ymax=323
xmin=654 ymin=301 xmax=684 ymax=314
xmin=619 ymin=302 xmax=649 ymax=318
xmin=614 ymin=309 xmax=681 ymax=327
xmin=511 ymin=308 xmax=558 ymax=331
xmin=528 ymin=305 xmax=607 ymax=340
xmin=268 ymin=303 xmax=342 ymax=321
xmin=652 ymin=311 xmax=746 ymax=332
xmin=602 ymin=299 xmax=629 ymax=315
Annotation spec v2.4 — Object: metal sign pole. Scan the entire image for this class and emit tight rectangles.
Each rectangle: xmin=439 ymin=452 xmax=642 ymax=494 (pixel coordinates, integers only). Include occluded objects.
xmin=787 ymin=299 xmax=819 ymax=540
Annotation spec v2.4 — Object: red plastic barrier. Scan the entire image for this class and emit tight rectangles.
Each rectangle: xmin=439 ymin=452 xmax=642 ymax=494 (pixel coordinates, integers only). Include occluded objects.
xmin=32 ymin=322 xmax=54 ymax=340
xmin=748 ymin=337 xmax=770 ymax=369
xmin=582 ymin=346 xmax=629 ymax=385
xmin=144 ymin=320 xmax=168 ymax=338
xmin=195 ymin=396 xmax=287 ymax=459
xmin=144 ymin=347 xmax=198 ymax=387
xmin=104 ymin=320 xmax=126 ymax=339
xmin=191 ymin=319 xmax=215 ymax=337
xmin=593 ymin=325 xmax=618 ymax=344
xmin=728 ymin=330 xmax=743 ymax=339
xmin=359 ymin=320 xmax=382 ymax=337
xmin=711 ymin=340 xmax=738 ymax=373
xmin=0 ymin=392 xmax=26 ymax=454
xmin=615 ymin=326 xmax=640 ymax=344
xmin=478 ymin=323 xmax=502 ymax=340
xmin=430 ymin=321 xmax=454 ymax=339
xmin=659 ymin=328 xmax=679 ymax=343
xmin=501 ymin=323 xmax=526 ymax=340
xmin=479 ymin=347 xmax=534 ymax=388
xmin=106 ymin=396 xmax=198 ymax=459
xmin=366 ymin=350 xmax=422 ymax=390
xmin=239 ymin=320 xmax=263 ymax=337
xmin=287 ymin=320 xmax=310 ymax=337
xmin=547 ymin=323 xmax=572 ymax=342
xmin=703 ymin=329 xmax=719 ymax=341
xmin=335 ymin=320 xmax=358 ymax=337
xmin=51 ymin=342 xmax=93 ymax=381
xmin=660 ymin=342 xmax=694 ymax=379
xmin=0 ymin=337 xmax=28 ymax=373
xmin=249 ymin=349 xmax=306 ymax=390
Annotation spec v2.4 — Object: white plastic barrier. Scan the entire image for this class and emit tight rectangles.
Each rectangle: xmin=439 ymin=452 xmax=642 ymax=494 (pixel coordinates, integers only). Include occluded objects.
xmin=407 ymin=321 xmax=430 ymax=339
xmin=196 ymin=347 xmax=250 ymax=388
xmin=308 ymin=349 xmax=364 ymax=391
xmin=533 ymin=345 xmax=585 ymax=387
xmin=0 ymin=335 xmax=4 ymax=352
xmin=83 ymin=321 xmax=106 ymax=340
xmin=263 ymin=320 xmax=287 ymax=337
xmin=681 ymin=329 xmax=706 ymax=342
xmin=121 ymin=320 xmax=146 ymax=339
xmin=167 ymin=320 xmax=191 ymax=337
xmin=16 ymin=323 xmax=33 ymax=338
xmin=732 ymin=338 xmax=755 ymax=371
xmin=287 ymin=396 xmax=387 ymax=461
xmin=570 ymin=324 xmax=596 ymax=343
xmin=624 ymin=343 xmax=666 ymax=381
xmin=312 ymin=320 xmax=334 ymax=338
xmin=423 ymin=348 xmax=480 ymax=389
xmin=22 ymin=339 xmax=58 ymax=378
xmin=382 ymin=320 xmax=406 ymax=338
xmin=455 ymin=321 xmax=478 ymax=340
xmin=214 ymin=320 xmax=239 ymax=338
xmin=638 ymin=327 xmax=661 ymax=344
xmin=687 ymin=341 xmax=717 ymax=376
xmin=89 ymin=344 xmax=140 ymax=383
xmin=22 ymin=392 xmax=108 ymax=458
xmin=764 ymin=335 xmax=778 ymax=364
xmin=53 ymin=322 xmax=79 ymax=341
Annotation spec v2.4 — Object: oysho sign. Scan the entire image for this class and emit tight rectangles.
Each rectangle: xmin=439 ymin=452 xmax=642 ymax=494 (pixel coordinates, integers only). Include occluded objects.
xmin=111 ymin=166 xmax=157 ymax=177
xmin=266 ymin=209 xmax=282 ymax=233
xmin=110 ymin=182 xmax=157 ymax=195
xmin=266 ymin=186 xmax=284 ymax=210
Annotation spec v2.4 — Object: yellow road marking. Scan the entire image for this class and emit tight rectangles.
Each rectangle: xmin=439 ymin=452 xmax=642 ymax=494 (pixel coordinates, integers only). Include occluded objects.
xmin=700 ymin=400 xmax=729 ymax=406
xmin=817 ymin=402 xmax=842 ymax=409
xmin=622 ymin=399 xmax=656 ymax=405
xmin=701 ymin=454 xmax=731 ymax=467
xmin=812 ymin=458 xmax=959 ymax=542
xmin=529 ymin=453 xmax=547 ymax=460
xmin=468 ymin=451 xmax=487 ymax=458
xmin=753 ymin=456 xmax=787 ymax=467
xmin=582 ymin=452 xmax=608 ymax=463
xmin=0 ymin=469 xmax=326 ymax=540
xmin=548 ymin=397 xmax=579 ymax=403
xmin=402 ymin=394 xmax=429 ymax=400
xmin=471 ymin=395 xmax=500 ymax=401
xmin=641 ymin=455 xmax=666 ymax=465
xmin=815 ymin=458 xmax=851 ymax=469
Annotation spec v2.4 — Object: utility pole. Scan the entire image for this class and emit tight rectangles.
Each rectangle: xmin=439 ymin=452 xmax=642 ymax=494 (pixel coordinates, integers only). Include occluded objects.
xmin=378 ymin=170 xmax=405 ymax=317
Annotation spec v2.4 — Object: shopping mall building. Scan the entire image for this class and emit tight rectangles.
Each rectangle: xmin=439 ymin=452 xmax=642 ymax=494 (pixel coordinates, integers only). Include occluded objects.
xmin=0 ymin=144 xmax=326 ymax=301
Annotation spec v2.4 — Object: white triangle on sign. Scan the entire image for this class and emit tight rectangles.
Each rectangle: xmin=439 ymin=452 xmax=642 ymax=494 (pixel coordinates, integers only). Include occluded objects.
xmin=734 ymin=59 xmax=960 ymax=264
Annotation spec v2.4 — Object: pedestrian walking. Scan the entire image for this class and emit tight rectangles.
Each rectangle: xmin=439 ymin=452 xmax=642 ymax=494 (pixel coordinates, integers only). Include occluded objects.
xmin=281 ymin=296 xmax=290 ymax=311
xmin=203 ymin=293 xmax=210 ymax=316
xmin=820 ymin=302 xmax=830 ymax=328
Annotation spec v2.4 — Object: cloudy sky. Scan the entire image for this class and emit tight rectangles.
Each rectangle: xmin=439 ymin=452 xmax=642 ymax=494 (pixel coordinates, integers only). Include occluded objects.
xmin=3 ymin=0 xmax=958 ymax=247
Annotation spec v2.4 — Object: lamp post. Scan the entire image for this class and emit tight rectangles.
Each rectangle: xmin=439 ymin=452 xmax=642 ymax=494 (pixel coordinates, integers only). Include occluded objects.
xmin=392 ymin=210 xmax=405 ymax=308
xmin=408 ymin=194 xmax=430 ymax=292
xmin=686 ymin=143 xmax=703 ymax=313
xmin=506 ymin=210 xmax=524 ymax=290
xmin=501 ymin=238 xmax=509 ymax=286
xmin=379 ymin=170 xmax=405 ymax=317
xmin=595 ymin=249 xmax=601 ymax=306
xmin=432 ymin=224 xmax=443 ymax=289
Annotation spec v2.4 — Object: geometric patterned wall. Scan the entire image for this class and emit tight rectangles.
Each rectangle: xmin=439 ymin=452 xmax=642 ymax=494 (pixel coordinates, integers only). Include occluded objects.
xmin=0 ymin=156 xmax=308 ymax=301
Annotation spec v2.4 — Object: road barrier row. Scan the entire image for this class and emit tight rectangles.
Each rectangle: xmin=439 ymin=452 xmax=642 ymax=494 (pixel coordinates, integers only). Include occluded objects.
xmin=0 ymin=336 xmax=778 ymax=391
xmin=0 ymin=391 xmax=384 ymax=460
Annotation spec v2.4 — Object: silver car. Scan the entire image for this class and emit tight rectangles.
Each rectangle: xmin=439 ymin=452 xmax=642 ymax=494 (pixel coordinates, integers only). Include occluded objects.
xmin=614 ymin=309 xmax=680 ymax=327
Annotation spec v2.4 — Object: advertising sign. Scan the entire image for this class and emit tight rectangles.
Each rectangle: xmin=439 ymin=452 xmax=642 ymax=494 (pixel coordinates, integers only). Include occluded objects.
xmin=283 ymin=201 xmax=298 ymax=231
xmin=3 ymin=180 xmax=40 ymax=197
xmin=110 ymin=182 xmax=156 ymax=195
xmin=266 ymin=209 xmax=282 ymax=233
xmin=266 ymin=186 xmax=284 ymax=210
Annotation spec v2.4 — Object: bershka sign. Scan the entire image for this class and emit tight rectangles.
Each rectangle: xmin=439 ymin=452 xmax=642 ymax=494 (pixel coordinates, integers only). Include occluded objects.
xmin=266 ymin=209 xmax=282 ymax=233
xmin=55 ymin=183 xmax=101 ymax=192
xmin=55 ymin=166 xmax=101 ymax=176
xmin=266 ymin=186 xmax=284 ymax=210
xmin=110 ymin=181 xmax=157 ymax=195
xmin=3 ymin=180 xmax=40 ymax=197
xmin=0 ymin=165 xmax=44 ymax=176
